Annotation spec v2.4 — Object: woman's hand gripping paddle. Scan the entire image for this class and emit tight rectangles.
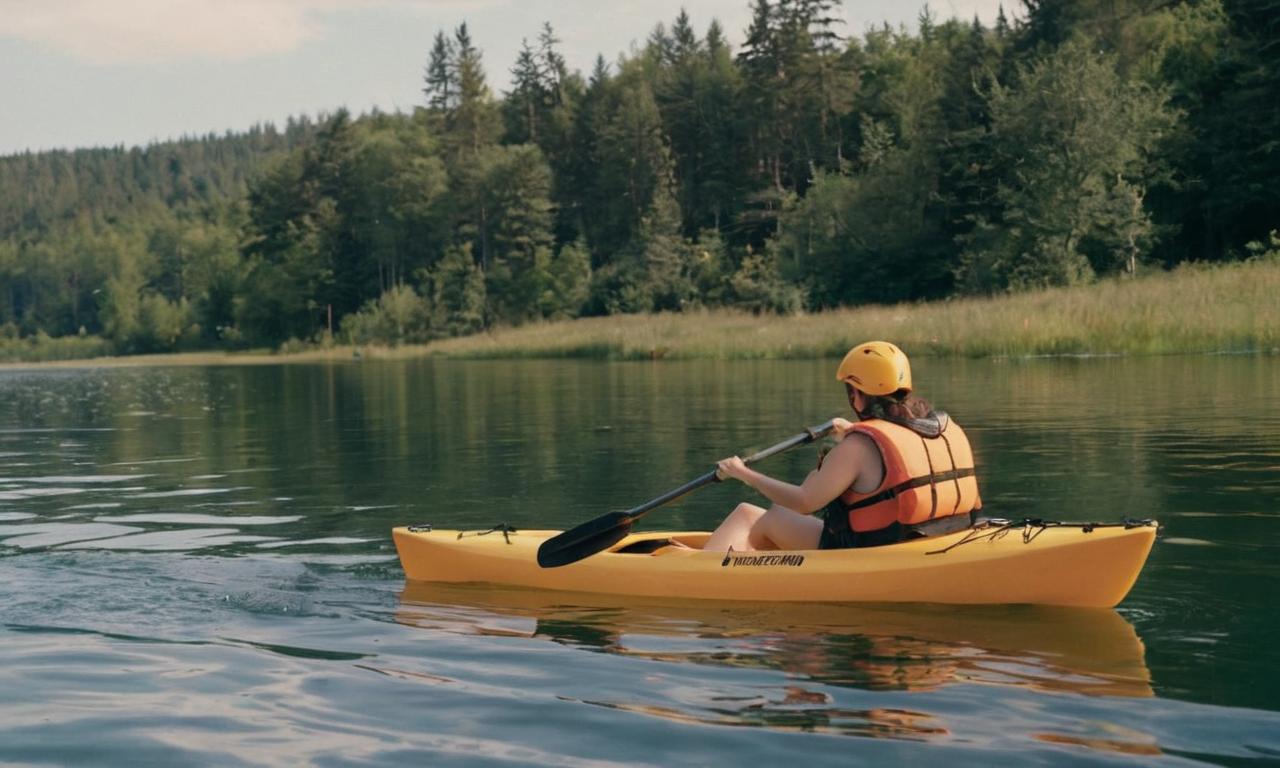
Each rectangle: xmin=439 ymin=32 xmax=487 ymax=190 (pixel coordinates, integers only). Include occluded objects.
xmin=536 ymin=420 xmax=836 ymax=568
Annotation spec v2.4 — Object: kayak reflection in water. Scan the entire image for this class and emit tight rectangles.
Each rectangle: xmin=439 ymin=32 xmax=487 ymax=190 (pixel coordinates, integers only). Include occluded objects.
xmin=705 ymin=341 xmax=982 ymax=553
xmin=396 ymin=584 xmax=1154 ymax=699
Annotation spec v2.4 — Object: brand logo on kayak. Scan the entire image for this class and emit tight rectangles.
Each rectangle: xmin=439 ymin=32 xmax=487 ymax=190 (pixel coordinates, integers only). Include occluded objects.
xmin=720 ymin=553 xmax=806 ymax=568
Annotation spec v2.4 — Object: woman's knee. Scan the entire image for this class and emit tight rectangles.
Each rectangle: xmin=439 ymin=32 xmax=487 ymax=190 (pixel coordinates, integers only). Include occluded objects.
xmin=704 ymin=502 xmax=768 ymax=552
xmin=729 ymin=502 xmax=766 ymax=524
xmin=756 ymin=506 xmax=823 ymax=550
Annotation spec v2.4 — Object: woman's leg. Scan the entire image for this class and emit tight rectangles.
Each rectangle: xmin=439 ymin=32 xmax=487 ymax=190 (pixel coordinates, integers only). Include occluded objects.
xmin=754 ymin=505 xmax=824 ymax=550
xmin=703 ymin=503 xmax=823 ymax=552
xmin=702 ymin=502 xmax=767 ymax=552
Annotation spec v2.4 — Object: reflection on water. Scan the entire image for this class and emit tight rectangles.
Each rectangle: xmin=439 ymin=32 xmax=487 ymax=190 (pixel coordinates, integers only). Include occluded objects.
xmin=0 ymin=356 xmax=1277 ymax=764
xmin=398 ymin=584 xmax=1154 ymax=706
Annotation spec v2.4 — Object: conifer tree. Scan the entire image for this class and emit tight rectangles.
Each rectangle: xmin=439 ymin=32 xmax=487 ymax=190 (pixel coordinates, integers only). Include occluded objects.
xmin=531 ymin=23 xmax=584 ymax=245
xmin=594 ymin=78 xmax=673 ymax=257
xmin=996 ymin=4 xmax=1010 ymax=38
xmin=561 ymin=56 xmax=611 ymax=258
xmin=505 ymin=39 xmax=548 ymax=144
xmin=430 ymin=243 xmax=486 ymax=335
xmin=477 ymin=144 xmax=556 ymax=322
xmin=539 ymin=22 xmax=568 ymax=86
xmin=448 ymin=23 xmax=502 ymax=158
xmin=424 ymin=31 xmax=455 ymax=110
xmin=543 ymin=238 xmax=591 ymax=317
xmin=671 ymin=10 xmax=701 ymax=61
xmin=739 ymin=0 xmax=783 ymax=191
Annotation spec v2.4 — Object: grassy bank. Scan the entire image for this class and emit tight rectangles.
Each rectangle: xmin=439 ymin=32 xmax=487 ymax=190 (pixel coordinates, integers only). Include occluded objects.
xmin=423 ymin=260 xmax=1280 ymax=360
xmin=0 ymin=260 xmax=1275 ymax=369
xmin=0 ymin=332 xmax=114 ymax=364
xmin=0 ymin=345 xmax=435 ymax=370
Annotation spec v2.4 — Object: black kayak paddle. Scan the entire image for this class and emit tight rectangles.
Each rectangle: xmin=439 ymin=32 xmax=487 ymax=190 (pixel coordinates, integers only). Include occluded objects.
xmin=536 ymin=419 xmax=837 ymax=568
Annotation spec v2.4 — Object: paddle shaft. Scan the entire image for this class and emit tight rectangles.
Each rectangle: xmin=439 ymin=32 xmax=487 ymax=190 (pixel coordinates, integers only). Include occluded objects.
xmin=535 ymin=418 xmax=837 ymax=567
xmin=617 ymin=419 xmax=837 ymax=525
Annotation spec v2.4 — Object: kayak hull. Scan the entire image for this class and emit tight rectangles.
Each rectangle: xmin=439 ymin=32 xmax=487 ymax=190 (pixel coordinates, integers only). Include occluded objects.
xmin=392 ymin=522 xmax=1157 ymax=609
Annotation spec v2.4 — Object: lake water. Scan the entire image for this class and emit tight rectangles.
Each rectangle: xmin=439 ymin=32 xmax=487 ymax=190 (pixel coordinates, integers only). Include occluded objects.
xmin=1 ymin=355 xmax=1277 ymax=766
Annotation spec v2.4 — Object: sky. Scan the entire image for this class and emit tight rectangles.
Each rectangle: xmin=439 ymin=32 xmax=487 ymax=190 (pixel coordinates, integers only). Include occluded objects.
xmin=0 ymin=0 xmax=1010 ymax=156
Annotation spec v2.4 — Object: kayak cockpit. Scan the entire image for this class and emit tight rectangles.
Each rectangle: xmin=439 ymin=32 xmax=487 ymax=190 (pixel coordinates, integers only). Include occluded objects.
xmin=611 ymin=533 xmax=710 ymax=554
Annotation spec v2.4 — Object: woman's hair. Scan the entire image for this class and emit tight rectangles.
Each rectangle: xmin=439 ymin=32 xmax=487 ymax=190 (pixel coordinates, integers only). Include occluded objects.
xmin=847 ymin=384 xmax=934 ymax=422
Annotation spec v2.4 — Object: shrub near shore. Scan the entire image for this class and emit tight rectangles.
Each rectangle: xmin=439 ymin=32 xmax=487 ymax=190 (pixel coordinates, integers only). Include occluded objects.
xmin=0 ymin=331 xmax=113 ymax=364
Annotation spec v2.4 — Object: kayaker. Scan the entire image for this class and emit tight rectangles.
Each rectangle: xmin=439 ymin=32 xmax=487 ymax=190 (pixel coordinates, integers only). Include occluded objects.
xmin=703 ymin=341 xmax=981 ymax=552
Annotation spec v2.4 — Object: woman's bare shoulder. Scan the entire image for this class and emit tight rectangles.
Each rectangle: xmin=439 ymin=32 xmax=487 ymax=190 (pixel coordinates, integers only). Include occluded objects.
xmin=829 ymin=429 xmax=878 ymax=462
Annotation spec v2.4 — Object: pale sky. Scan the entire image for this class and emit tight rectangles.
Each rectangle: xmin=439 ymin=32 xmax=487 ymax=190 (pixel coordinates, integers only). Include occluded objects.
xmin=0 ymin=0 xmax=1010 ymax=156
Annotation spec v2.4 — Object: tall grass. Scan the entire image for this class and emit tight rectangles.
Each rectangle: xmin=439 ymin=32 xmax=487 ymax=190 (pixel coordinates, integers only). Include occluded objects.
xmin=423 ymin=261 xmax=1280 ymax=360
xmin=0 ymin=332 xmax=113 ymax=363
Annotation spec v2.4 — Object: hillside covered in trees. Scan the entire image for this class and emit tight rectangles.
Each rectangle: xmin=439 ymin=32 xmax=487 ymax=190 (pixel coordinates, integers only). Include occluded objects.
xmin=0 ymin=0 xmax=1277 ymax=356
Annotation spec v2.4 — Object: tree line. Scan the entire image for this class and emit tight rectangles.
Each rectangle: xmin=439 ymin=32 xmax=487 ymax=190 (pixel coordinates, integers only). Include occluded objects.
xmin=0 ymin=0 xmax=1276 ymax=353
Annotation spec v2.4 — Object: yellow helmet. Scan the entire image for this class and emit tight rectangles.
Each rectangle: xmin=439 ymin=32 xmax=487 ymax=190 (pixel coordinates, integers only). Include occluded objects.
xmin=835 ymin=341 xmax=912 ymax=396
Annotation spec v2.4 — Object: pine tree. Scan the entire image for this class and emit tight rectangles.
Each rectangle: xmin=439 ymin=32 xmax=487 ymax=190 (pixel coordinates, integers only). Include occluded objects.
xmin=706 ymin=17 xmax=728 ymax=53
xmin=699 ymin=20 xmax=751 ymax=233
xmin=543 ymin=238 xmax=591 ymax=317
xmin=802 ymin=0 xmax=854 ymax=170
xmin=430 ymin=243 xmax=486 ymax=335
xmin=563 ymin=57 xmax=612 ymax=260
xmin=538 ymin=22 xmax=568 ymax=86
xmin=638 ymin=183 xmax=696 ymax=310
xmin=483 ymin=144 xmax=556 ymax=322
xmin=448 ymin=23 xmax=502 ymax=157
xmin=671 ymin=10 xmax=701 ymax=61
xmin=505 ymin=39 xmax=548 ymax=144
xmin=655 ymin=10 xmax=705 ymax=233
xmin=424 ymin=31 xmax=455 ymax=110
xmin=787 ymin=0 xmax=844 ymax=54
xmin=531 ymin=23 xmax=584 ymax=246
xmin=595 ymin=78 xmax=674 ymax=256
xmin=919 ymin=7 xmax=936 ymax=43
xmin=311 ymin=111 xmax=362 ymax=319
xmin=655 ymin=11 xmax=750 ymax=236
xmin=647 ymin=22 xmax=674 ymax=66
xmin=739 ymin=0 xmax=784 ymax=193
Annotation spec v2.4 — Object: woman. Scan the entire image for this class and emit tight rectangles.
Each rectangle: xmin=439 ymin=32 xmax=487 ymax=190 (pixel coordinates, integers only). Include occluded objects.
xmin=703 ymin=341 xmax=981 ymax=552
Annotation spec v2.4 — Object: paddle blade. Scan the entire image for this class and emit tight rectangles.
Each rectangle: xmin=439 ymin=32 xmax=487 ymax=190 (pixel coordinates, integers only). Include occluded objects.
xmin=537 ymin=511 xmax=634 ymax=568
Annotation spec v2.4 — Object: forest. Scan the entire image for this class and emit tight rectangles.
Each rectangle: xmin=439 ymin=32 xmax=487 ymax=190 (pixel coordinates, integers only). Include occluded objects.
xmin=0 ymin=0 xmax=1276 ymax=355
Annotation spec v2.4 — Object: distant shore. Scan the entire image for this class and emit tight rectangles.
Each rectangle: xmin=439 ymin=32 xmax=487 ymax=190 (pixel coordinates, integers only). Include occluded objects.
xmin=0 ymin=345 xmax=449 ymax=370
xmin=1 ymin=260 xmax=1276 ymax=370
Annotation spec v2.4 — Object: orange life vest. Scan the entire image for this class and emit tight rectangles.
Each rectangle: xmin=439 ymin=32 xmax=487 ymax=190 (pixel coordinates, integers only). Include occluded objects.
xmin=837 ymin=416 xmax=981 ymax=533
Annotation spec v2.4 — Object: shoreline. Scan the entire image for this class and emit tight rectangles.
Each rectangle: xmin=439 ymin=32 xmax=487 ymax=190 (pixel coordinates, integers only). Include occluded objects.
xmin=0 ymin=346 xmax=416 ymax=371
xmin=1 ymin=260 xmax=1277 ymax=369
xmin=1 ymin=343 xmax=1275 ymax=372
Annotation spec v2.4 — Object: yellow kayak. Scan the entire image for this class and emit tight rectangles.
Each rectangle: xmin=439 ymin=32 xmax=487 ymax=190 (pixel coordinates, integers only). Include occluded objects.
xmin=392 ymin=520 xmax=1157 ymax=609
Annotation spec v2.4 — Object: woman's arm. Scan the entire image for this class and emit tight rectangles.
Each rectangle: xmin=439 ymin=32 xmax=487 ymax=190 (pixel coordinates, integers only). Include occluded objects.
xmin=717 ymin=422 xmax=868 ymax=514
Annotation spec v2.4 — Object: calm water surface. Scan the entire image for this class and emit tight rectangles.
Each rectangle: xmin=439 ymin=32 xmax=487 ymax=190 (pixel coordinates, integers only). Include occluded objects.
xmin=1 ymin=356 xmax=1277 ymax=766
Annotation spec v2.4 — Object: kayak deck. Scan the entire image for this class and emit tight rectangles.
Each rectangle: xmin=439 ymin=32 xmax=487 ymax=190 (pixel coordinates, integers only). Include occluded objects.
xmin=392 ymin=520 xmax=1157 ymax=608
